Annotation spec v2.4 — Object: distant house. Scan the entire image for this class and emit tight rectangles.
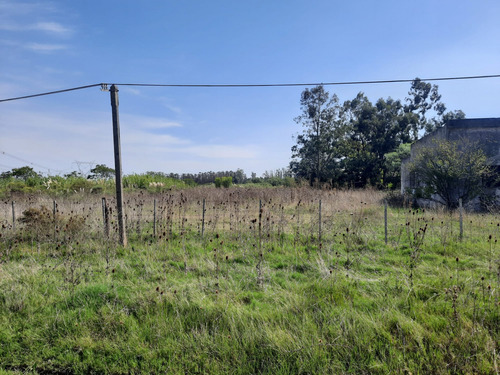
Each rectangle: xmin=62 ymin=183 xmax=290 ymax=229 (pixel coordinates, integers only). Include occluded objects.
xmin=401 ymin=118 xmax=500 ymax=208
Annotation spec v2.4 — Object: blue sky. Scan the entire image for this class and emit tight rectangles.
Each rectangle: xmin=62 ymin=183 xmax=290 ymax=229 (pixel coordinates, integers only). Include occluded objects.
xmin=1 ymin=0 xmax=500 ymax=177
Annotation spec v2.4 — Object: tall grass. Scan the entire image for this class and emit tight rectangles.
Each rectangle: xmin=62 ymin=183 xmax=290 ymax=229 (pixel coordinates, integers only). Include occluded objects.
xmin=0 ymin=187 xmax=498 ymax=374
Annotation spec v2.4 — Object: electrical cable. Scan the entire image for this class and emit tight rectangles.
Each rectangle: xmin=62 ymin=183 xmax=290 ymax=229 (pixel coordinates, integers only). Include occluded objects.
xmin=0 ymin=151 xmax=64 ymax=174
xmin=0 ymin=163 xmax=15 ymax=170
xmin=109 ymin=74 xmax=500 ymax=88
xmin=0 ymin=74 xmax=499 ymax=103
xmin=0 ymin=83 xmax=102 ymax=103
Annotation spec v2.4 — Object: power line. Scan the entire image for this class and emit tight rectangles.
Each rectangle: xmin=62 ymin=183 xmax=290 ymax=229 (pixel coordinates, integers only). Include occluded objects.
xmin=0 ymin=74 xmax=499 ymax=103
xmin=0 ymin=83 xmax=101 ymax=103
xmin=111 ymin=74 xmax=500 ymax=88
xmin=0 ymin=150 xmax=64 ymax=174
xmin=0 ymin=163 xmax=15 ymax=170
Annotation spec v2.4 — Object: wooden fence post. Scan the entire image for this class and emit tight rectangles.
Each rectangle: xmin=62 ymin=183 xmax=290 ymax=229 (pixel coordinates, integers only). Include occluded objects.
xmin=259 ymin=199 xmax=262 ymax=251
xmin=102 ymin=197 xmax=110 ymax=238
xmin=11 ymin=201 xmax=15 ymax=231
xmin=384 ymin=200 xmax=388 ymax=245
xmin=53 ymin=200 xmax=57 ymax=242
xmin=201 ymin=198 xmax=206 ymax=237
xmin=153 ymin=198 xmax=157 ymax=238
xmin=318 ymin=199 xmax=322 ymax=244
xmin=459 ymin=198 xmax=463 ymax=240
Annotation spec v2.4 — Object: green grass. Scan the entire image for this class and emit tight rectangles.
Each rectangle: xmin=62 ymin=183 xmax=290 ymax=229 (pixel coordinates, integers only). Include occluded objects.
xmin=0 ymin=188 xmax=498 ymax=374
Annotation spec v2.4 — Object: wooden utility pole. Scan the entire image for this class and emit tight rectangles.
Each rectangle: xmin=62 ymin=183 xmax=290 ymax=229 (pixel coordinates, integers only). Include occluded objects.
xmin=110 ymin=84 xmax=127 ymax=247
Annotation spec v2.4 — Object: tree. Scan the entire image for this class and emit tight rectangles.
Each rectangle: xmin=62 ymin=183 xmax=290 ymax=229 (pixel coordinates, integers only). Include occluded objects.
xmin=232 ymin=169 xmax=247 ymax=184
xmin=384 ymin=143 xmax=411 ymax=188
xmin=409 ymin=139 xmax=491 ymax=209
xmin=0 ymin=166 xmax=40 ymax=181
xmin=290 ymin=85 xmax=343 ymax=185
xmin=404 ymin=78 xmax=466 ymax=137
xmin=291 ymin=79 xmax=465 ymax=189
xmin=337 ymin=93 xmax=413 ymax=187
xmin=88 ymin=164 xmax=115 ymax=180
xmin=64 ymin=171 xmax=82 ymax=178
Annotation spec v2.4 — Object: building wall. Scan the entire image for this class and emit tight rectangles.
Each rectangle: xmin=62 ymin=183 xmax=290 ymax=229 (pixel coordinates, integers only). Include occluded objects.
xmin=448 ymin=119 xmax=500 ymax=162
xmin=400 ymin=126 xmax=448 ymax=194
xmin=401 ymin=118 xmax=500 ymax=197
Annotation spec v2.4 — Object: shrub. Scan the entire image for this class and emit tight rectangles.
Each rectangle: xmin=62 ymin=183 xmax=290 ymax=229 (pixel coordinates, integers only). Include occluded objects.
xmin=385 ymin=190 xmax=407 ymax=208
xmin=221 ymin=176 xmax=232 ymax=188
xmin=409 ymin=138 xmax=492 ymax=209
xmin=18 ymin=206 xmax=56 ymax=239
xmin=215 ymin=177 xmax=232 ymax=188
xmin=19 ymin=206 xmax=86 ymax=241
xmin=69 ymin=178 xmax=94 ymax=192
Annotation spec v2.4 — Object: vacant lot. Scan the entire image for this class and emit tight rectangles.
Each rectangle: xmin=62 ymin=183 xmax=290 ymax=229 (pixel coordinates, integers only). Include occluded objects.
xmin=0 ymin=187 xmax=498 ymax=374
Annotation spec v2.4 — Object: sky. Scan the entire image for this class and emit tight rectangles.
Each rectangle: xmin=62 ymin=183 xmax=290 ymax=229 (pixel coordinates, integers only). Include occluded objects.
xmin=1 ymin=0 xmax=500 ymax=177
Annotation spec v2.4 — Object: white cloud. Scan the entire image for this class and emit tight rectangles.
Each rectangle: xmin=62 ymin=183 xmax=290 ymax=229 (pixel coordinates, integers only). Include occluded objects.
xmin=121 ymin=88 xmax=142 ymax=96
xmin=34 ymin=22 xmax=72 ymax=35
xmin=157 ymin=97 xmax=183 ymax=114
xmin=182 ymin=145 xmax=258 ymax=159
xmin=0 ymin=39 xmax=69 ymax=53
xmin=0 ymin=1 xmax=56 ymax=16
xmin=121 ymin=113 xmax=183 ymax=131
xmin=0 ymin=21 xmax=72 ymax=36
xmin=123 ymin=131 xmax=188 ymax=147
xmin=0 ymin=1 xmax=73 ymax=58
xmin=0 ymin=108 xmax=266 ymax=174
xmin=24 ymin=43 xmax=67 ymax=52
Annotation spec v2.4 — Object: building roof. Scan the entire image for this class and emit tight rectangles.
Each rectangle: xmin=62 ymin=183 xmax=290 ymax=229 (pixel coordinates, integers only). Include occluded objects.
xmin=448 ymin=118 xmax=500 ymax=128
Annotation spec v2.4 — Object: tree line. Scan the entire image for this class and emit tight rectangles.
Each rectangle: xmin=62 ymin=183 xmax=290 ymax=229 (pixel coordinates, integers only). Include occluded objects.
xmin=290 ymin=78 xmax=465 ymax=188
xmin=0 ymin=165 xmax=297 ymax=196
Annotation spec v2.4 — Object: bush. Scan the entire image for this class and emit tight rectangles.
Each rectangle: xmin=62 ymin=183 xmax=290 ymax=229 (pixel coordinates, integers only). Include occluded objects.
xmin=19 ymin=206 xmax=86 ymax=241
xmin=384 ymin=190 xmax=407 ymax=208
xmin=409 ymin=139 xmax=491 ymax=209
xmin=222 ymin=176 xmax=232 ymax=188
xmin=69 ymin=178 xmax=94 ymax=192
xmin=19 ymin=206 xmax=56 ymax=240
xmin=6 ymin=180 xmax=26 ymax=193
xmin=215 ymin=177 xmax=232 ymax=188
xmin=123 ymin=173 xmax=189 ymax=192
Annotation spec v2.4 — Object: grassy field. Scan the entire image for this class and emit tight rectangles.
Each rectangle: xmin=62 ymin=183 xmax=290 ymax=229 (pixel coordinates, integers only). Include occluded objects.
xmin=0 ymin=187 xmax=498 ymax=374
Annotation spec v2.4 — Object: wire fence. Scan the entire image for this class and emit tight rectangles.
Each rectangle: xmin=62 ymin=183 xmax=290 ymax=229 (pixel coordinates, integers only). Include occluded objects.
xmin=1 ymin=188 xmax=498 ymax=251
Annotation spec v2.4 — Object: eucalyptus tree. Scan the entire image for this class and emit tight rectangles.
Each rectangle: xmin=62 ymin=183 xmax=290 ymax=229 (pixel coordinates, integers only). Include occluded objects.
xmin=290 ymin=85 xmax=343 ymax=185
xmin=404 ymin=78 xmax=465 ymax=137
xmin=290 ymin=79 xmax=465 ymax=188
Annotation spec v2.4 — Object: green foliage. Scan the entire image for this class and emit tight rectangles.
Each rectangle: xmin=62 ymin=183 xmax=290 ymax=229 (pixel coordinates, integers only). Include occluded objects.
xmin=291 ymin=79 xmax=465 ymax=188
xmin=409 ymin=139 xmax=491 ymax=209
xmin=123 ymin=173 xmax=191 ymax=191
xmin=18 ymin=205 xmax=86 ymax=241
xmin=68 ymin=177 xmax=95 ymax=191
xmin=405 ymin=78 xmax=466 ymax=136
xmin=384 ymin=143 xmax=411 ymax=188
xmin=215 ymin=176 xmax=232 ymax=188
xmin=262 ymin=176 xmax=296 ymax=187
xmin=290 ymin=85 xmax=342 ymax=185
xmin=0 ymin=167 xmax=302 ymax=195
xmin=0 ymin=189 xmax=498 ymax=373
xmin=2 ymin=166 xmax=41 ymax=181
xmin=88 ymin=164 xmax=115 ymax=180
xmin=221 ymin=176 xmax=232 ymax=188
